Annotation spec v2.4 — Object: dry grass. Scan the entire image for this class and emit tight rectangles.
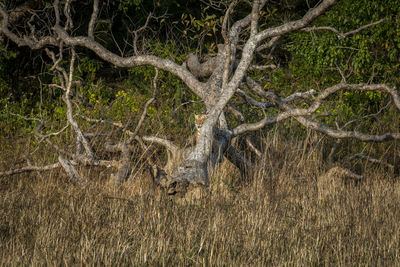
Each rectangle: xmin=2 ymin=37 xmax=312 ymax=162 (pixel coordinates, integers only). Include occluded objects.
xmin=1 ymin=134 xmax=400 ymax=265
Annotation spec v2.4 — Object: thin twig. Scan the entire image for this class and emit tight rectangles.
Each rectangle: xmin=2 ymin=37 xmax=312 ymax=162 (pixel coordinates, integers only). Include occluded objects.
xmin=349 ymin=153 xmax=394 ymax=170
xmin=127 ymin=68 xmax=158 ymax=143
xmin=303 ymin=18 xmax=388 ymax=39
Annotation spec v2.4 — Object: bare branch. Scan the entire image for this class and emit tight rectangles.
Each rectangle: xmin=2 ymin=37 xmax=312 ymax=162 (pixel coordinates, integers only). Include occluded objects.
xmin=233 ymin=112 xmax=289 ymax=135
xmin=248 ymin=64 xmax=276 ymax=71
xmin=349 ymin=153 xmax=395 ymax=170
xmin=250 ymin=0 xmax=261 ymax=36
xmin=78 ymin=114 xmax=125 ymax=129
xmin=88 ymin=0 xmax=99 ymax=39
xmin=303 ymin=18 xmax=388 ymax=39
xmin=0 ymin=6 xmax=57 ymax=48
xmin=172 ymin=100 xmax=203 ymax=115
xmin=0 ymin=157 xmax=120 ymax=177
xmin=255 ymin=0 xmax=337 ymax=43
xmin=10 ymin=112 xmax=42 ymax=122
xmin=63 ymin=0 xmax=73 ymax=31
xmin=142 ymin=136 xmax=179 ymax=154
xmin=199 ymin=0 xmax=231 ymax=11
xmin=0 ymin=162 xmax=61 ymax=177
xmin=37 ymin=124 xmax=70 ymax=139
xmin=256 ymin=36 xmax=280 ymax=52
xmin=340 ymin=101 xmax=391 ymax=130
xmin=221 ymin=0 xmax=238 ymax=87
xmin=53 ymin=0 xmax=60 ymax=26
xmin=249 ymin=78 xmax=399 ymax=114
xmin=294 ymin=116 xmax=400 ymax=142
xmin=283 ymin=90 xmax=317 ymax=102
xmin=237 ymin=88 xmax=274 ymax=109
xmin=45 ymin=45 xmax=65 ymax=74
xmin=325 ymin=166 xmax=364 ymax=180
xmin=62 ymin=49 xmax=95 ymax=160
xmin=226 ymin=103 xmax=245 ymax=122
xmin=246 ymin=136 xmax=262 ymax=157
xmin=234 ymin=79 xmax=400 ymax=142
xmin=127 ymin=68 xmax=158 ymax=144
xmin=58 ymin=155 xmax=86 ymax=183
xmin=132 ymin=12 xmax=152 ymax=55
xmin=309 ymin=83 xmax=400 ymax=111
xmin=53 ymin=25 xmax=205 ymax=99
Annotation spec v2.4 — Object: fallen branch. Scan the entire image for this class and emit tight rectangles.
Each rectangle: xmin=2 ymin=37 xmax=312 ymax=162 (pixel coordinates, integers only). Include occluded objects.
xmin=0 ymin=162 xmax=61 ymax=177
xmin=58 ymin=155 xmax=86 ymax=183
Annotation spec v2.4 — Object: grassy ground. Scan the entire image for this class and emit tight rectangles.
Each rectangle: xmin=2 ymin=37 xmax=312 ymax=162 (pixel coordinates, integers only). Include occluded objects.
xmin=1 ymin=134 xmax=400 ymax=265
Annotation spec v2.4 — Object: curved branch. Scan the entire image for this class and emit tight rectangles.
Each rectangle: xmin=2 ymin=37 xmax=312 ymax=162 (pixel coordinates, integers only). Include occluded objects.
xmin=236 ymin=88 xmax=274 ymax=109
xmin=132 ymin=11 xmax=153 ymax=55
xmin=63 ymin=0 xmax=73 ymax=31
xmin=58 ymin=155 xmax=85 ymax=183
xmin=234 ymin=80 xmax=400 ymax=143
xmin=88 ymin=0 xmax=99 ymax=39
xmin=246 ymin=136 xmax=262 ymax=157
xmin=0 ymin=6 xmax=57 ymax=48
xmin=233 ymin=111 xmax=292 ymax=135
xmin=248 ymin=77 xmax=399 ymax=114
xmin=0 ymin=4 xmax=205 ymax=100
xmin=294 ymin=116 xmax=400 ymax=142
xmin=302 ymin=18 xmax=388 ymax=39
xmin=141 ymin=136 xmax=179 ymax=154
xmin=62 ymin=49 xmax=95 ymax=160
xmin=0 ymin=0 xmax=40 ymax=26
xmin=255 ymin=0 xmax=337 ymax=43
xmin=256 ymin=36 xmax=280 ymax=52
xmin=221 ymin=0 xmax=238 ymax=86
xmin=53 ymin=26 xmax=205 ymax=99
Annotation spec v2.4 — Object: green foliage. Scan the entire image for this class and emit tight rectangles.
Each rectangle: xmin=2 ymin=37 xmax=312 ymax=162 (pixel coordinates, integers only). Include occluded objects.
xmin=76 ymin=57 xmax=104 ymax=82
xmin=0 ymin=45 xmax=17 ymax=98
xmin=181 ymin=11 xmax=221 ymax=40
xmin=288 ymin=0 xmax=400 ymax=83
xmin=0 ymin=97 xmax=38 ymax=135
xmin=117 ymin=0 xmax=143 ymax=11
xmin=0 ymin=45 xmax=17 ymax=66
xmin=0 ymin=78 xmax=9 ymax=98
xmin=113 ymin=89 xmax=140 ymax=120
xmin=261 ymin=0 xmax=400 ymax=134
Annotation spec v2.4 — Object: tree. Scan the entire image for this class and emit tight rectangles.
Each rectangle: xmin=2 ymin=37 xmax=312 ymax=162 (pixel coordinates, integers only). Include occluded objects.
xmin=0 ymin=0 xmax=399 ymax=194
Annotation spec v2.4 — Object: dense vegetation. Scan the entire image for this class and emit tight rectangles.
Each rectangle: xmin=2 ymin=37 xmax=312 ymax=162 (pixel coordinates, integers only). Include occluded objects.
xmin=1 ymin=0 xmax=399 ymax=265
